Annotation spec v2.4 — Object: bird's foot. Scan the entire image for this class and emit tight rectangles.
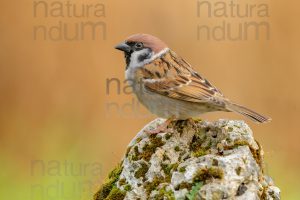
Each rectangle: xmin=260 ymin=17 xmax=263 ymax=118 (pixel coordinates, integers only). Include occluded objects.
xmin=146 ymin=118 xmax=174 ymax=135
xmin=187 ymin=118 xmax=201 ymax=127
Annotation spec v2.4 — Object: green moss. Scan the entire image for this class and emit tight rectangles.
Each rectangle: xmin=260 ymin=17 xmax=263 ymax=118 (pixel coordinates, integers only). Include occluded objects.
xmin=130 ymin=146 xmax=139 ymax=161
xmin=108 ymin=162 xmax=123 ymax=180
xmin=150 ymin=134 xmax=165 ymax=145
xmin=125 ymin=146 xmax=132 ymax=157
xmin=212 ymin=159 xmax=219 ymax=166
xmin=118 ymin=178 xmax=126 ymax=186
xmin=172 ymin=120 xmax=186 ymax=134
xmin=174 ymin=146 xmax=180 ymax=151
xmin=172 ymin=163 xmax=179 ymax=171
xmin=165 ymin=176 xmax=171 ymax=183
xmin=176 ymin=182 xmax=193 ymax=190
xmin=160 ymin=163 xmax=173 ymax=183
xmin=190 ymin=129 xmax=210 ymax=157
xmin=190 ymin=135 xmax=203 ymax=151
xmin=163 ymin=153 xmax=169 ymax=161
xmin=193 ymin=167 xmax=224 ymax=183
xmin=226 ymin=138 xmax=232 ymax=143
xmin=179 ymin=166 xmax=186 ymax=173
xmin=94 ymin=180 xmax=114 ymax=200
xmin=144 ymin=176 xmax=163 ymax=195
xmin=162 ymin=164 xmax=180 ymax=183
xmin=134 ymin=162 xmax=149 ymax=180
xmin=193 ymin=118 xmax=202 ymax=123
xmin=138 ymin=135 xmax=165 ymax=161
xmin=260 ymin=186 xmax=269 ymax=200
xmin=124 ymin=184 xmax=132 ymax=191
xmin=234 ymin=140 xmax=248 ymax=147
xmin=162 ymin=163 xmax=179 ymax=176
xmin=94 ymin=163 xmax=124 ymax=200
xmin=235 ymin=166 xmax=242 ymax=175
xmin=207 ymin=167 xmax=224 ymax=179
xmin=139 ymin=151 xmax=153 ymax=162
xmin=144 ymin=174 xmax=174 ymax=196
xmin=192 ymin=149 xmax=207 ymax=157
xmin=105 ymin=186 xmax=126 ymax=200
xmin=136 ymin=137 xmax=142 ymax=143
xmin=224 ymin=140 xmax=248 ymax=151
xmin=253 ymin=140 xmax=264 ymax=170
xmin=161 ymin=164 xmax=168 ymax=174
xmin=155 ymin=186 xmax=175 ymax=200
xmin=165 ymin=133 xmax=172 ymax=140
xmin=227 ymin=127 xmax=233 ymax=132
xmin=131 ymin=135 xmax=165 ymax=161
xmin=211 ymin=191 xmax=224 ymax=200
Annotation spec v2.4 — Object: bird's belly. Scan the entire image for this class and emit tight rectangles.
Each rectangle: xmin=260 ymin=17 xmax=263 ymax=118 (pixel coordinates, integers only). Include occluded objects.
xmin=134 ymin=88 xmax=215 ymax=119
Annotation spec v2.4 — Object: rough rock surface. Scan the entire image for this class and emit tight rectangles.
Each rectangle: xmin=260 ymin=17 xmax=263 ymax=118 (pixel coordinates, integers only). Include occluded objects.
xmin=94 ymin=119 xmax=280 ymax=200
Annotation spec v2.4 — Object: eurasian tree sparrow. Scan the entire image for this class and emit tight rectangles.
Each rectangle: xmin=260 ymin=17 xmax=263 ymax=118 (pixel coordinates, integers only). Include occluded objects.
xmin=115 ymin=34 xmax=270 ymax=132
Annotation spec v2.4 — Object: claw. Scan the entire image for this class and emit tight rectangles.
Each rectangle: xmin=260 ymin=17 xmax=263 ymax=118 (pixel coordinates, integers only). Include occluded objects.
xmin=145 ymin=117 xmax=175 ymax=135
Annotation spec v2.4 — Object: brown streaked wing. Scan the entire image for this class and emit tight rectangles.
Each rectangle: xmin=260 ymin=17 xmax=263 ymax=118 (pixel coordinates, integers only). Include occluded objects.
xmin=140 ymin=50 xmax=226 ymax=106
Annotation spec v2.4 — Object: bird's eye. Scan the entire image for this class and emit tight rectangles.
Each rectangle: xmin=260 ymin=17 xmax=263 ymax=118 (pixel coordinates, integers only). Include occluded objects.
xmin=135 ymin=42 xmax=143 ymax=49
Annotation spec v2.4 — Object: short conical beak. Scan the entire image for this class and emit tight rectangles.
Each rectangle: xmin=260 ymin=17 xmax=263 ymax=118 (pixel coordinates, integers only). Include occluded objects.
xmin=114 ymin=42 xmax=131 ymax=52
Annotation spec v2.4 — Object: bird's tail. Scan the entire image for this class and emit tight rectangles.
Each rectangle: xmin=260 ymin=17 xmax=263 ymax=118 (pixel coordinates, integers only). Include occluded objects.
xmin=226 ymin=103 xmax=271 ymax=123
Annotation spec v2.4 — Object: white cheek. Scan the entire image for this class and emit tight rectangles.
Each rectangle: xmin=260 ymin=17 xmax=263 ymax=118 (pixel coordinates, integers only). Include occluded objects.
xmin=125 ymin=68 xmax=134 ymax=82
xmin=129 ymin=49 xmax=153 ymax=69
xmin=126 ymin=49 xmax=153 ymax=82
xmin=128 ymin=48 xmax=170 ymax=69
xmin=126 ymin=48 xmax=170 ymax=82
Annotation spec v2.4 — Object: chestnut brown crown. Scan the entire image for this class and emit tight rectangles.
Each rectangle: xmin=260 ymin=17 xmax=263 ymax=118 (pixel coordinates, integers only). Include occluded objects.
xmin=126 ymin=34 xmax=168 ymax=53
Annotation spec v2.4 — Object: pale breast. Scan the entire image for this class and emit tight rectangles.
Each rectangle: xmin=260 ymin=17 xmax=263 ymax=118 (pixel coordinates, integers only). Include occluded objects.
xmin=133 ymin=85 xmax=217 ymax=119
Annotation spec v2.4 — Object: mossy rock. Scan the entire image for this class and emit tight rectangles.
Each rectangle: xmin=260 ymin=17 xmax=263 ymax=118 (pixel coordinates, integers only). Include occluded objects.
xmin=94 ymin=118 xmax=280 ymax=200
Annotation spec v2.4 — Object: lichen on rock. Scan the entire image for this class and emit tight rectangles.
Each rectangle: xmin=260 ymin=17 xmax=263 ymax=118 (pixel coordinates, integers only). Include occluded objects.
xmin=94 ymin=119 xmax=280 ymax=200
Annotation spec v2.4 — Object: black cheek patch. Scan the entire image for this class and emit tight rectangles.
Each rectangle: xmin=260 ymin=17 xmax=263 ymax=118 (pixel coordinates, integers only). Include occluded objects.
xmin=125 ymin=52 xmax=132 ymax=67
xmin=138 ymin=51 xmax=151 ymax=63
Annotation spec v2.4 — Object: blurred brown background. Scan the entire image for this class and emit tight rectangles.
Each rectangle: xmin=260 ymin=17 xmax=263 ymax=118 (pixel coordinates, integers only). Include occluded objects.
xmin=0 ymin=0 xmax=299 ymax=199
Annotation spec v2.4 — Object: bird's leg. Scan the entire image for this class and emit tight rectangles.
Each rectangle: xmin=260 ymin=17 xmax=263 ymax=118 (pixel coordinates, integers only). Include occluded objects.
xmin=187 ymin=118 xmax=201 ymax=128
xmin=146 ymin=117 xmax=175 ymax=135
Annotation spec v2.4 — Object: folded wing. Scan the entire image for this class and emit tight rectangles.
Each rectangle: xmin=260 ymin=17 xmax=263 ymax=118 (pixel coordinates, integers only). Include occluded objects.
xmin=140 ymin=50 xmax=227 ymax=108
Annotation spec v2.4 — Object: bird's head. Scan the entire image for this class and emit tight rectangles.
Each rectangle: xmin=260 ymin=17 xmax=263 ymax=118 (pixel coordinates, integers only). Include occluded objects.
xmin=115 ymin=34 xmax=168 ymax=68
